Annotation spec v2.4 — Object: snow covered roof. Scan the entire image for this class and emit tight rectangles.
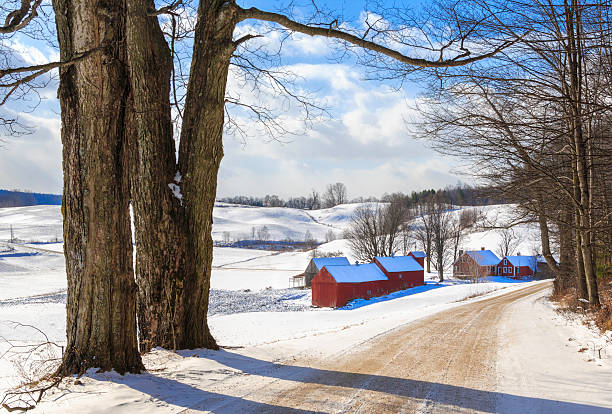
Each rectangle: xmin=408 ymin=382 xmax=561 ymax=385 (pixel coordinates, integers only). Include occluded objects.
xmin=504 ymin=255 xmax=538 ymax=271
xmin=466 ymin=250 xmax=500 ymax=266
xmin=409 ymin=251 xmax=427 ymax=258
xmin=311 ymin=257 xmax=350 ymax=270
xmin=375 ymin=256 xmax=424 ymax=272
xmin=323 ymin=263 xmax=388 ymax=283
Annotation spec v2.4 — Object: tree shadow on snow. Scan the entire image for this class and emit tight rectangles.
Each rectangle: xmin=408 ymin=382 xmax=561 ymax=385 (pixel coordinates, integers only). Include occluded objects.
xmin=89 ymin=369 xmax=325 ymax=413
xmin=165 ymin=348 xmax=611 ymax=414
xmin=0 ymin=252 xmax=39 ymax=258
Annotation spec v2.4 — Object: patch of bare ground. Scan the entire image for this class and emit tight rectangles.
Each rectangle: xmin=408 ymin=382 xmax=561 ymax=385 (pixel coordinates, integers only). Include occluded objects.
xmin=550 ymin=274 xmax=612 ymax=333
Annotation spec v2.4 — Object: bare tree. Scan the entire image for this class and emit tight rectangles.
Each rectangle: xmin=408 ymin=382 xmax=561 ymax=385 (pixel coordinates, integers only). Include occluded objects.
xmin=304 ymin=229 xmax=317 ymax=248
xmin=496 ymin=228 xmax=520 ymax=259
xmin=416 ymin=0 xmax=611 ymax=304
xmin=323 ymin=182 xmax=348 ymax=208
xmin=400 ymin=223 xmax=414 ymax=256
xmin=222 ymin=231 xmax=231 ymax=244
xmin=448 ymin=208 xmax=482 ymax=263
xmin=414 ymin=200 xmax=435 ymax=273
xmin=429 ymin=196 xmax=455 ymax=282
xmin=307 ymin=190 xmax=321 ymax=210
xmin=344 ymin=204 xmax=383 ymax=262
xmin=257 ymin=225 xmax=270 ymax=241
xmin=344 ymin=202 xmax=409 ymax=262
xmin=464 ymin=254 xmax=489 ymax=284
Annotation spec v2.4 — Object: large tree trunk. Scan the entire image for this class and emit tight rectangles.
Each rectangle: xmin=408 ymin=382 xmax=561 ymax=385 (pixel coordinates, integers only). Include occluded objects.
xmin=558 ymin=212 xmax=575 ymax=290
xmin=123 ymin=0 xmax=239 ymax=351
xmin=125 ymin=0 xmax=193 ymax=351
xmin=53 ymin=0 xmax=142 ymax=374
xmin=565 ymin=0 xmax=598 ymax=305
xmin=176 ymin=0 xmax=238 ymax=349
xmin=537 ymin=208 xmax=559 ymax=276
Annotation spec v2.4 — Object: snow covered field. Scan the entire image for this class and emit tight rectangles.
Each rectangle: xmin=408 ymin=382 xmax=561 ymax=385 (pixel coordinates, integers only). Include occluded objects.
xmin=0 ymin=201 xmax=542 ymax=346
xmin=2 ymin=201 xmax=608 ymax=413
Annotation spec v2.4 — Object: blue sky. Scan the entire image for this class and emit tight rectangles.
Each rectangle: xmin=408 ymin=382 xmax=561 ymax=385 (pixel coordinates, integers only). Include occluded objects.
xmin=0 ymin=0 xmax=461 ymax=199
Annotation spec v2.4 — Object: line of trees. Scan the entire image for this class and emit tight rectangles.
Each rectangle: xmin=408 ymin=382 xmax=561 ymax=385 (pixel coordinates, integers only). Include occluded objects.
xmin=344 ymin=192 xmax=482 ymax=281
xmin=418 ymin=0 xmax=612 ymax=305
xmin=218 ymin=184 xmax=509 ymax=210
xmin=219 ymin=182 xmax=349 ymax=209
xmin=0 ymin=190 xmax=62 ymax=207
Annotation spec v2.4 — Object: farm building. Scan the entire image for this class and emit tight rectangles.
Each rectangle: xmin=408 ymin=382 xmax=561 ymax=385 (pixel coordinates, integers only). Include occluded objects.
xmin=408 ymin=251 xmax=427 ymax=267
xmin=374 ymin=255 xmax=424 ymax=291
xmin=496 ymin=255 xmax=538 ymax=277
xmin=303 ymin=257 xmax=350 ymax=287
xmin=453 ymin=248 xmax=500 ymax=278
xmin=311 ymin=263 xmax=388 ymax=308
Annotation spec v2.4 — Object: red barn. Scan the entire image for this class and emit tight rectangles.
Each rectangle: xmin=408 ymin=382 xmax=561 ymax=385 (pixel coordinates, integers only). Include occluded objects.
xmin=311 ymin=263 xmax=388 ymax=308
xmin=374 ymin=255 xmax=424 ymax=291
xmin=408 ymin=251 xmax=427 ymax=268
xmin=496 ymin=255 xmax=538 ymax=278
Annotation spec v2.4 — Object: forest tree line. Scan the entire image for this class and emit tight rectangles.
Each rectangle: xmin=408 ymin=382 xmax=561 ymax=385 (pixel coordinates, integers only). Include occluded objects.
xmin=344 ymin=191 xmax=486 ymax=283
xmin=218 ymin=183 xmax=508 ymax=210
xmin=0 ymin=189 xmax=62 ymax=207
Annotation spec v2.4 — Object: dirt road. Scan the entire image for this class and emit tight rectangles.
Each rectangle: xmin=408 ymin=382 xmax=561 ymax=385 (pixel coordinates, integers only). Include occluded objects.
xmin=262 ymin=283 xmax=549 ymax=413
xmin=184 ymin=281 xmax=610 ymax=413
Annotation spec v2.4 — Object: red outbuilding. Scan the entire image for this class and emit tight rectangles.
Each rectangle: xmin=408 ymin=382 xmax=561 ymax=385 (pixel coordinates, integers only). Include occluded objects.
xmin=407 ymin=251 xmax=427 ymax=268
xmin=311 ymin=263 xmax=388 ymax=308
xmin=374 ymin=255 xmax=424 ymax=291
xmin=453 ymin=249 xmax=500 ymax=278
xmin=496 ymin=255 xmax=538 ymax=278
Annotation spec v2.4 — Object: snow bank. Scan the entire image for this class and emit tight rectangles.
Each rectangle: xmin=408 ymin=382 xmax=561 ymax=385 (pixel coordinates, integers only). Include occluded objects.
xmin=209 ymin=281 xmax=547 ymax=348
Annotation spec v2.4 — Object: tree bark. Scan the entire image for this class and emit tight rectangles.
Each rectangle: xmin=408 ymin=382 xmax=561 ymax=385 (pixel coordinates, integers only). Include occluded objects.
xmin=124 ymin=0 xmax=193 ymax=351
xmin=558 ymin=210 xmax=575 ymax=290
xmin=537 ymin=208 xmax=559 ymax=276
xmin=53 ymin=0 xmax=142 ymax=374
xmin=565 ymin=0 xmax=599 ymax=305
xmin=176 ymin=0 xmax=239 ymax=349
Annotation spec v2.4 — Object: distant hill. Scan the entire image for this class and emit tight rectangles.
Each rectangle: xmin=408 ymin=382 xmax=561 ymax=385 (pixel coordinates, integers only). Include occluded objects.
xmin=0 ymin=190 xmax=62 ymax=207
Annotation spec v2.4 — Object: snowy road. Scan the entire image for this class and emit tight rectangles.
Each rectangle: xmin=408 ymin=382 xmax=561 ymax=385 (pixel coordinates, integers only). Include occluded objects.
xmin=181 ymin=282 xmax=611 ymax=413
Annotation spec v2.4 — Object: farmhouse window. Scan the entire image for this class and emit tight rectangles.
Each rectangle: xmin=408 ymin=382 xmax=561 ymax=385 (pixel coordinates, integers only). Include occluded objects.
xmin=504 ymin=259 xmax=508 ymax=265
xmin=503 ymin=267 xmax=507 ymax=273
xmin=515 ymin=267 xmax=519 ymax=274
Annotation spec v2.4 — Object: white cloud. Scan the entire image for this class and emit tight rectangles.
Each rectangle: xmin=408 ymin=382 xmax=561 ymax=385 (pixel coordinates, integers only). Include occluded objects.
xmin=0 ymin=23 xmax=462 ymax=198
xmin=0 ymin=112 xmax=62 ymax=193
xmin=8 ymin=39 xmax=54 ymax=66
xmin=219 ymin=62 xmax=460 ymax=198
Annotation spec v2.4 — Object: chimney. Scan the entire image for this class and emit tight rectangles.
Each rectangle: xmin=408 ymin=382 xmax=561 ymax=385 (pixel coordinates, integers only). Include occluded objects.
xmin=517 ymin=252 xmax=521 ymax=256
xmin=355 ymin=261 xmax=359 ymax=265
xmin=481 ymin=247 xmax=485 ymax=250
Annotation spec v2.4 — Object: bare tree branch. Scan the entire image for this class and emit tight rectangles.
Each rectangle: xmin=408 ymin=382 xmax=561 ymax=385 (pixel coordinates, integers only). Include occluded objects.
xmin=0 ymin=0 xmax=43 ymax=34
xmin=237 ymin=5 xmax=527 ymax=68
